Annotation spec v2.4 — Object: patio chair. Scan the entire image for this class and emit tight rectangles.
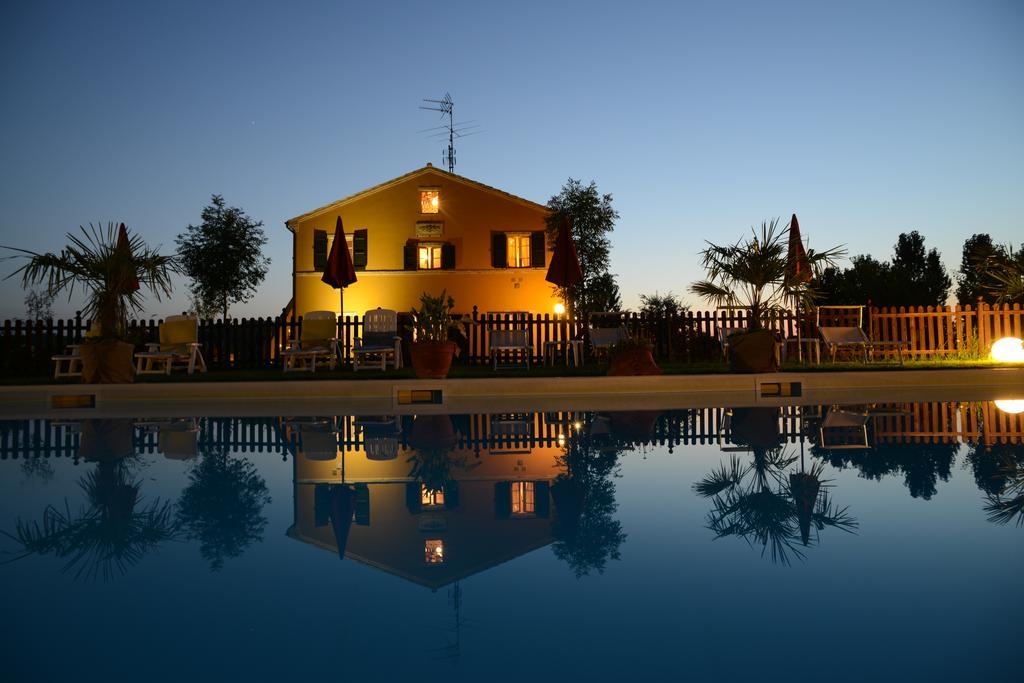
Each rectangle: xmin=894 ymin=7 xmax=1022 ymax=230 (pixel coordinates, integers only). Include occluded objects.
xmin=588 ymin=326 xmax=631 ymax=357
xmin=820 ymin=406 xmax=870 ymax=449
xmin=353 ymin=308 xmax=402 ymax=371
xmin=817 ymin=306 xmax=870 ymax=363
xmin=288 ymin=417 xmax=339 ymax=460
xmin=135 ymin=315 xmax=207 ymax=375
xmin=282 ymin=311 xmax=340 ymax=372
xmin=52 ymin=320 xmax=101 ymax=379
xmin=355 ymin=415 xmax=401 ymax=460
xmin=487 ymin=312 xmax=532 ymax=370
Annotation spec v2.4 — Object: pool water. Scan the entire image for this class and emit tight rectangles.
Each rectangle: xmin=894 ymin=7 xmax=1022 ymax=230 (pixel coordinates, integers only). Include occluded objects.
xmin=2 ymin=402 xmax=1022 ymax=682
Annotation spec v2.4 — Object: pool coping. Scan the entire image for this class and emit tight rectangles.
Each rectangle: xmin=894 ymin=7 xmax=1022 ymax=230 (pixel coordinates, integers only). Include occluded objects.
xmin=1 ymin=366 xmax=1021 ymax=418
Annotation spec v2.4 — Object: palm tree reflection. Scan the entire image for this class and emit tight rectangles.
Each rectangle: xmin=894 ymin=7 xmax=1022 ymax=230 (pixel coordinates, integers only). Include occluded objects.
xmin=3 ymin=420 xmax=176 ymax=581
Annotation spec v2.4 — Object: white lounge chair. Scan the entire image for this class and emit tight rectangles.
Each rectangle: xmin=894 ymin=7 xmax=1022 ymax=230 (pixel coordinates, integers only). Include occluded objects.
xmin=487 ymin=312 xmax=532 ymax=370
xmin=353 ymin=308 xmax=402 ymax=371
xmin=282 ymin=311 xmax=340 ymax=372
xmin=589 ymin=326 xmax=630 ymax=357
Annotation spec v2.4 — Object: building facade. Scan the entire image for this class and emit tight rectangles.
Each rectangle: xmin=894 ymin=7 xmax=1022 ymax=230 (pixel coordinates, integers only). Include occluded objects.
xmin=286 ymin=165 xmax=558 ymax=319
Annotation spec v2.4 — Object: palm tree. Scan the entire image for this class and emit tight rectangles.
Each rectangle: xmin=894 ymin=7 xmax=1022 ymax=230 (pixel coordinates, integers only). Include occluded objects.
xmin=4 ymin=222 xmax=177 ymax=338
xmin=690 ymin=218 xmax=843 ymax=330
xmin=3 ymin=458 xmax=177 ymax=581
xmin=694 ymin=448 xmax=857 ymax=565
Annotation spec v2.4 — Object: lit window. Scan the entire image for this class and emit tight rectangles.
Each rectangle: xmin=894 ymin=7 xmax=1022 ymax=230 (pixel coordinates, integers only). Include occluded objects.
xmin=506 ymin=233 xmax=532 ymax=268
xmin=421 ymin=484 xmax=445 ymax=507
xmin=511 ymin=481 xmax=535 ymax=515
xmin=418 ymin=244 xmax=443 ymax=270
xmin=420 ymin=189 xmax=440 ymax=214
xmin=425 ymin=539 xmax=445 ymax=564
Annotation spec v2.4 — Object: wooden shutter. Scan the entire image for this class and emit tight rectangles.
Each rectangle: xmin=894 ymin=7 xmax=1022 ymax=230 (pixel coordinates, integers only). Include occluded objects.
xmin=403 ymin=240 xmax=418 ymax=271
xmin=354 ymin=483 xmax=370 ymax=525
xmin=441 ymin=242 xmax=455 ymax=270
xmin=491 ymin=232 xmax=507 ymax=268
xmin=494 ymin=481 xmax=512 ymax=519
xmin=443 ymin=481 xmax=460 ymax=510
xmin=313 ymin=230 xmax=328 ymax=272
xmin=314 ymin=483 xmax=330 ymax=527
xmin=530 ymin=231 xmax=545 ymax=268
xmin=405 ymin=482 xmax=422 ymax=513
xmin=534 ymin=481 xmax=550 ymax=518
xmin=353 ymin=229 xmax=368 ymax=271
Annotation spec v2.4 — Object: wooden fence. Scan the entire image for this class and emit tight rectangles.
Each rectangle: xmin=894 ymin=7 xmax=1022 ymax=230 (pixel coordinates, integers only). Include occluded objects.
xmin=1 ymin=302 xmax=1022 ymax=377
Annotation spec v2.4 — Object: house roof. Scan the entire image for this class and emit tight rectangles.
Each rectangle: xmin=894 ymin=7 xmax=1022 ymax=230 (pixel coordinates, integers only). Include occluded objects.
xmin=284 ymin=164 xmax=549 ymax=231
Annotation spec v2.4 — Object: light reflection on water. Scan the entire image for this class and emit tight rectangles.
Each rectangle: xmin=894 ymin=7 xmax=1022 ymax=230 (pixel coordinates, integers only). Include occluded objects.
xmin=1 ymin=401 xmax=1022 ymax=681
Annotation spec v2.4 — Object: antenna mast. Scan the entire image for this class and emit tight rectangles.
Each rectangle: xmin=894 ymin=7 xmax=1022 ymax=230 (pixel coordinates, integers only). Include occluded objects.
xmin=420 ymin=94 xmax=481 ymax=173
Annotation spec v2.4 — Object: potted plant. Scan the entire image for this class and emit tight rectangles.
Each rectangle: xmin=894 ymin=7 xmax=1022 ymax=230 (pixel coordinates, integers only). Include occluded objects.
xmin=689 ymin=218 xmax=842 ymax=373
xmin=607 ymin=337 xmax=662 ymax=376
xmin=408 ymin=290 xmax=465 ymax=379
xmin=5 ymin=223 xmax=177 ymax=383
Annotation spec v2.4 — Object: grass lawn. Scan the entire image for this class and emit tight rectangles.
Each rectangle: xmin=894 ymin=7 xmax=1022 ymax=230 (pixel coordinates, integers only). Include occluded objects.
xmin=2 ymin=358 xmax=1020 ymax=386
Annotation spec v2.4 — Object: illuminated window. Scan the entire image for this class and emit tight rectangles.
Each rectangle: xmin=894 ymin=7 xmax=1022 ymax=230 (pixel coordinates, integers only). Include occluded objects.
xmin=421 ymin=484 xmax=445 ymax=507
xmin=506 ymin=233 xmax=532 ymax=268
xmin=420 ymin=189 xmax=440 ymax=214
xmin=425 ymin=539 xmax=445 ymax=564
xmin=511 ymin=481 xmax=535 ymax=515
xmin=418 ymin=243 xmax=443 ymax=270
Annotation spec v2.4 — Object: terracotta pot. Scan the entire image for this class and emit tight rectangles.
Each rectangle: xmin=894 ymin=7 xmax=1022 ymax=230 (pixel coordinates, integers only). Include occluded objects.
xmin=607 ymin=347 xmax=662 ymax=376
xmin=79 ymin=339 xmax=136 ymax=384
xmin=727 ymin=330 xmax=778 ymax=373
xmin=410 ymin=340 xmax=456 ymax=379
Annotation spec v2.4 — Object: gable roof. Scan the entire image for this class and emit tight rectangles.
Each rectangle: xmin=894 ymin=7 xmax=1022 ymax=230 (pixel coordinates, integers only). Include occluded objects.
xmin=284 ymin=164 xmax=549 ymax=231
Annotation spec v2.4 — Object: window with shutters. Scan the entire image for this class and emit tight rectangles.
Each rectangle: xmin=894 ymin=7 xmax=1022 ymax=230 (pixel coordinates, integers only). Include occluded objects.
xmin=506 ymin=233 xmax=532 ymax=268
xmin=418 ymin=243 xmax=443 ymax=270
xmin=420 ymin=484 xmax=445 ymax=508
xmin=312 ymin=230 xmax=328 ymax=272
xmin=510 ymin=481 xmax=535 ymax=515
xmin=352 ymin=229 xmax=367 ymax=270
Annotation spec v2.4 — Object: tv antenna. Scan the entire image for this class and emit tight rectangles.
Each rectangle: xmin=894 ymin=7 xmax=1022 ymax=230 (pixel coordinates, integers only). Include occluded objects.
xmin=419 ymin=93 xmax=481 ymax=173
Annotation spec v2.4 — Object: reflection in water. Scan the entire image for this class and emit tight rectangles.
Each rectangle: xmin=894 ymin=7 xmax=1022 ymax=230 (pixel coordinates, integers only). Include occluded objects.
xmin=697 ymin=408 xmax=857 ymax=564
xmin=176 ymin=445 xmax=272 ymax=571
xmin=4 ymin=420 xmax=177 ymax=581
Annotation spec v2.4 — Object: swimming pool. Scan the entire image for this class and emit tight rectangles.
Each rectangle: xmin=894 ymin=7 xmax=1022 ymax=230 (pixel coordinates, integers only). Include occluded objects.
xmin=2 ymin=399 xmax=1021 ymax=681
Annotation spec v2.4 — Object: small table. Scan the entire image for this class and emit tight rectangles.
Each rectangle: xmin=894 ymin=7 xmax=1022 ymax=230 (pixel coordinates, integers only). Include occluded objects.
xmin=543 ymin=339 xmax=583 ymax=367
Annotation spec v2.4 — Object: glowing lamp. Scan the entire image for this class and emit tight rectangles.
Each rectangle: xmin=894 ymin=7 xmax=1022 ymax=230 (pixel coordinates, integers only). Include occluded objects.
xmin=557 ymin=433 xmax=566 ymax=447
xmin=995 ymin=399 xmax=1024 ymax=415
xmin=554 ymin=302 xmax=566 ymax=315
xmin=431 ymin=195 xmax=439 ymax=209
xmin=990 ymin=337 xmax=1024 ymax=362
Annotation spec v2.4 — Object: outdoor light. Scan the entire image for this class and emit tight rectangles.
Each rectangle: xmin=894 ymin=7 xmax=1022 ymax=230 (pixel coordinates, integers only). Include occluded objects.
xmin=554 ymin=302 xmax=566 ymax=315
xmin=994 ymin=399 xmax=1024 ymax=415
xmin=557 ymin=432 xmax=566 ymax=447
xmin=990 ymin=337 xmax=1024 ymax=362
xmin=574 ymin=421 xmax=582 ymax=431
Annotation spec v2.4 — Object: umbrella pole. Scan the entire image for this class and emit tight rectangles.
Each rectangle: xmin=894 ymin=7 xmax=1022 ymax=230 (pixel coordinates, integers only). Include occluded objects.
xmin=796 ymin=295 xmax=803 ymax=364
xmin=339 ymin=289 xmax=345 ymax=369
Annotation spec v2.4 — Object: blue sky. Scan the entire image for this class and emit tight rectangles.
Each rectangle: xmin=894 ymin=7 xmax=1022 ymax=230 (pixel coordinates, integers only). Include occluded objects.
xmin=1 ymin=0 xmax=1021 ymax=319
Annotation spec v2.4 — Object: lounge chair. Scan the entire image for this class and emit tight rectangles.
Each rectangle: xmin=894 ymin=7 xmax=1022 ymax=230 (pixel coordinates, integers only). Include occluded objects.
xmin=52 ymin=320 xmax=101 ymax=379
xmin=487 ymin=312 xmax=532 ymax=370
xmin=282 ymin=311 xmax=340 ymax=372
xmin=135 ymin=315 xmax=207 ymax=375
xmin=356 ymin=415 xmax=401 ymax=460
xmin=353 ymin=308 xmax=402 ymax=371
xmin=820 ymin=406 xmax=870 ymax=449
xmin=288 ymin=417 xmax=339 ymax=460
xmin=816 ymin=306 xmax=870 ymax=363
xmin=589 ymin=326 xmax=630 ymax=357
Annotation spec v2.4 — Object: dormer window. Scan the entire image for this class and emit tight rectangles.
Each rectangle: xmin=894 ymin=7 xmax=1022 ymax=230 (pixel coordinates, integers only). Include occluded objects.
xmin=420 ymin=189 xmax=440 ymax=214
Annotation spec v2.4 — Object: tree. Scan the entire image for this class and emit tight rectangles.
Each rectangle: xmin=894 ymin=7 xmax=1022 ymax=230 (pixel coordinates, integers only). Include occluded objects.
xmin=816 ymin=232 xmax=951 ymax=308
xmin=639 ymin=291 xmax=687 ymax=318
xmin=176 ymin=195 xmax=270 ymax=320
xmin=956 ymin=234 xmax=1002 ymax=304
xmin=545 ymin=179 xmax=620 ymax=315
xmin=25 ymin=288 xmax=54 ymax=320
xmin=891 ymin=231 xmax=951 ymax=307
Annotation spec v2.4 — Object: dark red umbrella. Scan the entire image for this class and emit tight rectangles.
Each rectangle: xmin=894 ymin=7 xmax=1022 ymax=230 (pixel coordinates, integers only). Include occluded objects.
xmin=545 ymin=217 xmax=583 ymax=315
xmin=785 ymin=214 xmax=811 ymax=286
xmin=116 ymin=223 xmax=140 ymax=293
xmin=328 ymin=484 xmax=357 ymax=560
xmin=786 ymin=214 xmax=812 ymax=361
xmin=321 ymin=215 xmax=357 ymax=318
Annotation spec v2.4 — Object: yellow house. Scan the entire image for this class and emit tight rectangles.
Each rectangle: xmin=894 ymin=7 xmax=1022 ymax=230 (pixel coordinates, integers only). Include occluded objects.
xmin=286 ymin=164 xmax=558 ymax=319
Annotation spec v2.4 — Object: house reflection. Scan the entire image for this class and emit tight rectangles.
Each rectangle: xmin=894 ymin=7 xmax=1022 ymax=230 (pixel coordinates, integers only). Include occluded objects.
xmin=286 ymin=413 xmax=566 ymax=590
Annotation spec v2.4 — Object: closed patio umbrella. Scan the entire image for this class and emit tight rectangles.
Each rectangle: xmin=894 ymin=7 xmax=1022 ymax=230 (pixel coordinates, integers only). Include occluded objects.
xmin=116 ymin=223 xmax=140 ymax=293
xmin=786 ymin=214 xmax=812 ymax=361
xmin=545 ymin=217 xmax=583 ymax=315
xmin=328 ymin=484 xmax=357 ymax=560
xmin=321 ymin=216 xmax=357 ymax=360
